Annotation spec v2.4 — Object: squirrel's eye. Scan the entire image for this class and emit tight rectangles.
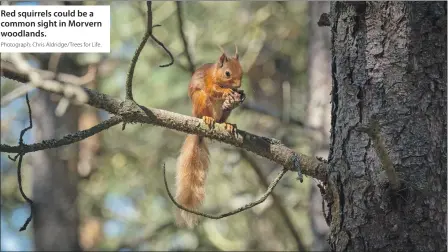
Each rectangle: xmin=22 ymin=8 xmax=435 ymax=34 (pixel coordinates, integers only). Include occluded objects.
xmin=225 ymin=71 xmax=231 ymax=77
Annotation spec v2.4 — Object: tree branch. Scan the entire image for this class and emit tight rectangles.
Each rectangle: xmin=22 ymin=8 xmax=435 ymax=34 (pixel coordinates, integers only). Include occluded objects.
xmin=149 ymin=29 xmax=174 ymax=68
xmin=1 ymin=54 xmax=88 ymax=104
xmin=1 ymin=60 xmax=96 ymax=86
xmin=163 ymin=164 xmax=288 ymax=219
xmin=175 ymin=1 xmax=195 ymax=74
xmin=1 ymin=61 xmax=97 ymax=108
xmin=1 ymin=116 xmax=122 ymax=154
xmin=133 ymin=3 xmax=178 ymax=70
xmin=126 ymin=2 xmax=151 ymax=100
xmin=2 ymin=64 xmax=328 ymax=181
xmin=123 ymin=1 xmax=173 ymax=131
xmin=1 ymin=84 xmax=34 ymax=107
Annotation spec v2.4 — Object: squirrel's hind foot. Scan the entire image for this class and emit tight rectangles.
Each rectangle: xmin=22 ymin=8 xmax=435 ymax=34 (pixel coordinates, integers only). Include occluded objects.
xmin=202 ymin=116 xmax=215 ymax=129
xmin=223 ymin=122 xmax=237 ymax=135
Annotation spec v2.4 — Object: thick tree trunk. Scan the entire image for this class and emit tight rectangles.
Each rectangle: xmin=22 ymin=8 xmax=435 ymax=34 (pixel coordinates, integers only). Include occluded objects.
xmin=307 ymin=1 xmax=331 ymax=251
xmin=32 ymin=92 xmax=80 ymax=251
xmin=327 ymin=2 xmax=446 ymax=251
xmin=31 ymin=54 xmax=82 ymax=250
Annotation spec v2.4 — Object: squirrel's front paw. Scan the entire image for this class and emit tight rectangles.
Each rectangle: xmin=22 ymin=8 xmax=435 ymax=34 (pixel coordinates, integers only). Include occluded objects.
xmin=222 ymin=88 xmax=235 ymax=99
xmin=222 ymin=89 xmax=245 ymax=111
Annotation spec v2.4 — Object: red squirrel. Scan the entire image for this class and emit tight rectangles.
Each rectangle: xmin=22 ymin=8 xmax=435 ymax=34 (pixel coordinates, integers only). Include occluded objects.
xmin=175 ymin=45 xmax=245 ymax=228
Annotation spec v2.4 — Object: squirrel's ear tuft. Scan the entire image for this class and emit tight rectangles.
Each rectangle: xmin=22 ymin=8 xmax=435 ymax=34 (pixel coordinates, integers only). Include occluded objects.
xmin=218 ymin=53 xmax=228 ymax=67
xmin=217 ymin=44 xmax=229 ymax=67
xmin=234 ymin=43 xmax=239 ymax=60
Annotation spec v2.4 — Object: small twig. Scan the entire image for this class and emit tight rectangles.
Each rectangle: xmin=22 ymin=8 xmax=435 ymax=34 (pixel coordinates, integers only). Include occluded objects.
xmin=135 ymin=5 xmax=189 ymax=72
xmin=8 ymin=153 xmax=20 ymax=161
xmin=1 ymin=84 xmax=34 ymax=107
xmin=48 ymin=53 xmax=71 ymax=117
xmin=55 ymin=97 xmax=70 ymax=117
xmin=17 ymin=154 xmax=33 ymax=231
xmin=1 ymin=116 xmax=123 ymax=154
xmin=150 ymin=32 xmax=174 ymax=68
xmin=175 ymin=1 xmax=195 ymax=73
xmin=11 ymin=92 xmax=34 ymax=231
xmin=241 ymin=151 xmax=307 ymax=251
xmin=163 ymin=164 xmax=288 ymax=219
xmin=20 ymin=93 xmax=33 ymax=142
xmin=125 ymin=1 xmax=153 ymax=101
xmin=147 ymin=2 xmax=173 ymax=68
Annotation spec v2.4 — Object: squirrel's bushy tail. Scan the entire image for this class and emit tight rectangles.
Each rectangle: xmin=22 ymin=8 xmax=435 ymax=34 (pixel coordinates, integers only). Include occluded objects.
xmin=175 ymin=134 xmax=209 ymax=228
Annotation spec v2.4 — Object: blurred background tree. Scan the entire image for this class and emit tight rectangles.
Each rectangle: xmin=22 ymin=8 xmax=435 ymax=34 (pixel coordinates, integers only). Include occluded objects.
xmin=1 ymin=1 xmax=332 ymax=251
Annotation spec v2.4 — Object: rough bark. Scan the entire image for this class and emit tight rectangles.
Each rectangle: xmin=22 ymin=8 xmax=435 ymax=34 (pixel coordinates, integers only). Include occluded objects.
xmin=327 ymin=2 xmax=446 ymax=251
xmin=307 ymin=1 xmax=332 ymax=251
xmin=31 ymin=55 xmax=82 ymax=250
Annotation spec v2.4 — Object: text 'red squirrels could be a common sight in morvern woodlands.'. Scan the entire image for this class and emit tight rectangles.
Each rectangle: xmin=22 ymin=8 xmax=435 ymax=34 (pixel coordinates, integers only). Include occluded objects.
xmin=1 ymin=9 xmax=102 ymax=37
